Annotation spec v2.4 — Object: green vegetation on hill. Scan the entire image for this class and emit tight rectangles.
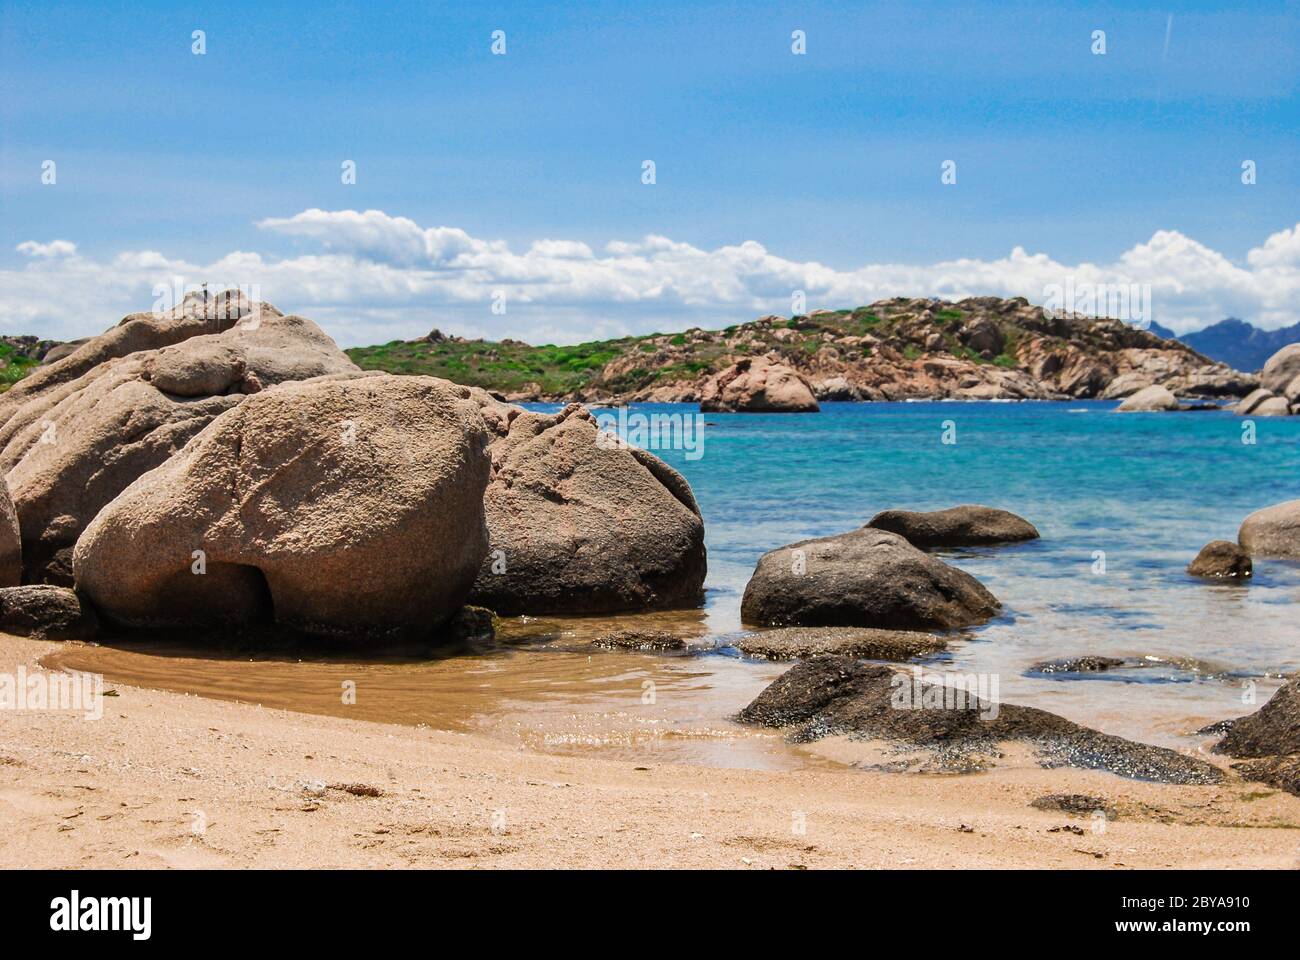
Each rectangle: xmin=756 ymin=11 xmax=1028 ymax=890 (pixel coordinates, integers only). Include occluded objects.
xmin=0 ymin=342 xmax=42 ymax=392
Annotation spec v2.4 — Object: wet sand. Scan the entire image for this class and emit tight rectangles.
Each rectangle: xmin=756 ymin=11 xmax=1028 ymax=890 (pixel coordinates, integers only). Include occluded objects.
xmin=5 ymin=633 xmax=1300 ymax=869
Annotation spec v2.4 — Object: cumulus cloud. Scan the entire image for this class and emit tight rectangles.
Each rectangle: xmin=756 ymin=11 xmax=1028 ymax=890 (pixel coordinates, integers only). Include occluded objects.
xmin=3 ymin=209 xmax=1299 ymax=346
xmin=15 ymin=240 xmax=77 ymax=258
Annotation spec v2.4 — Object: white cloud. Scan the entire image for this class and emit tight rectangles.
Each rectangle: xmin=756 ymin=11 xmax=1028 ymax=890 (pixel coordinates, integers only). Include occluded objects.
xmin=15 ymin=240 xmax=77 ymax=258
xmin=3 ymin=209 xmax=1299 ymax=346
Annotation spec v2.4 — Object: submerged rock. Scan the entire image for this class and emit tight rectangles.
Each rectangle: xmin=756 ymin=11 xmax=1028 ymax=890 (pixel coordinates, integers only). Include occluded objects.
xmin=734 ymin=626 xmax=945 ymax=661
xmin=1187 ymin=540 xmax=1252 ymax=578
xmin=699 ymin=357 xmax=819 ymax=412
xmin=1116 ymin=384 xmax=1179 ymax=412
xmin=467 ymin=399 xmax=706 ymax=616
xmin=73 ymin=375 xmax=492 ymax=643
xmin=1238 ymin=500 xmax=1300 ymax=559
xmin=738 ymin=656 xmax=1223 ymax=784
xmin=591 ymin=629 xmax=686 ymax=651
xmin=740 ymin=528 xmax=999 ymax=630
xmin=866 ymin=504 xmax=1039 ymax=549
xmin=0 ymin=585 xmax=98 ymax=640
xmin=1028 ymin=655 xmax=1126 ymax=674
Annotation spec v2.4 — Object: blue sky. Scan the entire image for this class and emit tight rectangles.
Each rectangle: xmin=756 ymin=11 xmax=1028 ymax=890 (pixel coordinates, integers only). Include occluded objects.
xmin=2 ymin=1 xmax=1298 ymax=343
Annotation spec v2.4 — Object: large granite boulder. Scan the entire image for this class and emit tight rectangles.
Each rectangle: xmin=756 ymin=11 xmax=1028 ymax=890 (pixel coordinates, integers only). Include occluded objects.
xmin=700 ymin=357 xmax=819 ymax=412
xmin=1233 ymin=387 xmax=1276 ymax=415
xmin=1116 ymin=384 xmax=1179 ymax=412
xmin=1 ymin=306 xmax=359 ymax=583
xmin=73 ymin=375 xmax=492 ymax=642
xmin=1261 ymin=344 xmax=1300 ymax=401
xmin=0 ymin=478 xmax=19 ymax=587
xmin=1252 ymin=396 xmax=1293 ymax=416
xmin=740 ymin=527 xmax=999 ymax=630
xmin=466 ymin=400 xmax=706 ymax=615
xmin=1238 ymin=500 xmax=1300 ymax=559
xmin=866 ymin=504 xmax=1039 ymax=549
xmin=1186 ymin=540 xmax=1252 ymax=579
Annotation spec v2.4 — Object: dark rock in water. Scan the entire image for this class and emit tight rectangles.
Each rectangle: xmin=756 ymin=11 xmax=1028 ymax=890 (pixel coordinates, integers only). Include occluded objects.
xmin=1029 ymin=655 xmax=1126 ymax=674
xmin=734 ymin=626 xmax=945 ymax=661
xmin=0 ymin=585 xmax=99 ymax=640
xmin=1231 ymin=755 xmax=1300 ymax=798
xmin=1215 ymin=679 xmax=1300 ymax=758
xmin=592 ymin=629 xmax=685 ymax=651
xmin=737 ymin=656 xmax=1223 ymax=784
xmin=866 ymin=505 xmax=1039 ymax=549
xmin=1187 ymin=540 xmax=1252 ymax=579
xmin=1030 ymin=793 xmax=1117 ymax=819
xmin=1197 ymin=718 xmax=1237 ymax=736
xmin=740 ymin=528 xmax=999 ymax=630
xmin=442 ymin=606 xmax=496 ymax=644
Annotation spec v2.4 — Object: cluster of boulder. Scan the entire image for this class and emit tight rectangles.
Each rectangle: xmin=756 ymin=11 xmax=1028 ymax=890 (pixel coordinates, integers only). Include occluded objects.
xmin=1183 ymin=499 xmax=1300 ymax=580
xmin=1230 ymin=344 xmax=1300 ymax=416
xmin=0 ymin=291 xmax=705 ymax=644
xmin=1116 ymin=343 xmax=1300 ymax=415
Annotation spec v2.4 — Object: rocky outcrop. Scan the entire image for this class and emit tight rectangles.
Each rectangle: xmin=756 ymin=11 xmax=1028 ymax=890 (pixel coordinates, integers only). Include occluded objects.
xmin=699 ymin=357 xmax=819 ymax=412
xmin=1 ymin=302 xmax=359 ymax=582
xmin=733 ymin=626 xmax=945 ymax=661
xmin=1187 ymin=540 xmax=1252 ymax=579
xmin=740 ymin=527 xmax=999 ymax=630
xmin=1261 ymin=344 xmax=1300 ymax=400
xmin=865 ymin=505 xmax=1039 ymax=549
xmin=1116 ymin=384 xmax=1179 ymax=412
xmin=737 ymin=656 xmax=1222 ymax=783
xmin=0 ymin=585 xmax=98 ymax=640
xmin=73 ymin=376 xmax=492 ymax=642
xmin=1237 ymin=500 xmax=1300 ymax=559
xmin=466 ymin=399 xmax=707 ymax=615
xmin=0 ymin=478 xmax=19 ymax=587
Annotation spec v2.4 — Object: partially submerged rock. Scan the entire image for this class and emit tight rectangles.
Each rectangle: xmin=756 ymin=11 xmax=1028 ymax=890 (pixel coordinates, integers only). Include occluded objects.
xmin=1116 ymin=384 xmax=1179 ymax=412
xmin=591 ymin=629 xmax=685 ymax=651
xmin=1214 ymin=679 xmax=1300 ymax=759
xmin=1237 ymin=500 xmax=1300 ymax=559
xmin=1231 ymin=755 xmax=1300 ymax=798
xmin=740 ymin=528 xmax=999 ymax=630
xmin=1028 ymin=655 xmax=1126 ymax=674
xmin=699 ymin=357 xmax=819 ymax=412
xmin=467 ymin=400 xmax=706 ymax=615
xmin=1187 ymin=540 xmax=1252 ymax=579
xmin=73 ymin=375 xmax=492 ymax=642
xmin=738 ymin=656 xmax=1223 ymax=784
xmin=866 ymin=504 xmax=1039 ymax=549
xmin=733 ymin=626 xmax=945 ymax=661
xmin=0 ymin=585 xmax=98 ymax=640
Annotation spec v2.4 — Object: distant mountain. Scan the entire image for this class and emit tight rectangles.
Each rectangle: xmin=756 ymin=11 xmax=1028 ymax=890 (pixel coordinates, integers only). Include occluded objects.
xmin=1147 ymin=318 xmax=1300 ymax=373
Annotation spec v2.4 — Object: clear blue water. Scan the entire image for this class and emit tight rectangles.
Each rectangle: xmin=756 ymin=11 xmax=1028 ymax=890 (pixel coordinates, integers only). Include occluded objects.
xmin=565 ymin=400 xmax=1300 ymax=746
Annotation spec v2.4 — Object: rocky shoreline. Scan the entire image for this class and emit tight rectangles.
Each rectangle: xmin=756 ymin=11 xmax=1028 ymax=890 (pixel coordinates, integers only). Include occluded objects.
xmin=0 ymin=293 xmax=1297 ymax=804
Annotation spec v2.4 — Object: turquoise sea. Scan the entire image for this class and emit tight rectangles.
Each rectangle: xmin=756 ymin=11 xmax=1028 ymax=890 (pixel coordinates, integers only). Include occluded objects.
xmin=584 ymin=400 xmax=1300 ymax=747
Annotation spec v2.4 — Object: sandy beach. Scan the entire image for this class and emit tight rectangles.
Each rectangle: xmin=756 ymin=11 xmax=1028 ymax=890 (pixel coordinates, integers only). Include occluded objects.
xmin=3 ymin=634 xmax=1298 ymax=870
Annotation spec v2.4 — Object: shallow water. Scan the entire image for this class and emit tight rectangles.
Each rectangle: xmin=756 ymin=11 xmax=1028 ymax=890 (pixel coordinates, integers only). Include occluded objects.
xmin=45 ymin=400 xmax=1300 ymax=770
